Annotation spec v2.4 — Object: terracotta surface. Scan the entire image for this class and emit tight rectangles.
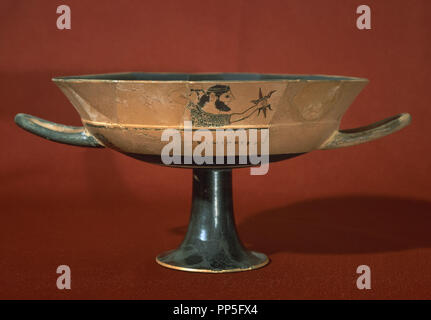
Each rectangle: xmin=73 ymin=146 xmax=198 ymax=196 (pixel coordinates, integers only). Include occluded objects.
xmin=54 ymin=74 xmax=369 ymax=156
xmin=1 ymin=0 xmax=430 ymax=299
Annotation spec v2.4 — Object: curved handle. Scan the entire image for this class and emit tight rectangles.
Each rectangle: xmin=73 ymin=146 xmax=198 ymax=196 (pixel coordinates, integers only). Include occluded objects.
xmin=320 ymin=113 xmax=411 ymax=150
xmin=15 ymin=113 xmax=104 ymax=148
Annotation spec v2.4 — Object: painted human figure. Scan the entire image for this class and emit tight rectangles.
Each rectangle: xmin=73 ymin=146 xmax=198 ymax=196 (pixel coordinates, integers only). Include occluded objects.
xmin=187 ymin=85 xmax=275 ymax=127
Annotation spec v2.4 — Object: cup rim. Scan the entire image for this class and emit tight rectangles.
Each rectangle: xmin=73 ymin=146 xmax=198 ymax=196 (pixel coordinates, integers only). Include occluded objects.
xmin=52 ymin=72 xmax=369 ymax=83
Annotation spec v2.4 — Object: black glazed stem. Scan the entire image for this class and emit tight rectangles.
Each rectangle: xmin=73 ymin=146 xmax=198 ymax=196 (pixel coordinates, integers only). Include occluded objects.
xmin=186 ymin=168 xmax=241 ymax=254
xmin=156 ymin=168 xmax=268 ymax=272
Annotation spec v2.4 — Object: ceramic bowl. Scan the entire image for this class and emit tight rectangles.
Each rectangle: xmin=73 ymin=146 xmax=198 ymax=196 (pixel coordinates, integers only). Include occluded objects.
xmin=15 ymin=72 xmax=411 ymax=166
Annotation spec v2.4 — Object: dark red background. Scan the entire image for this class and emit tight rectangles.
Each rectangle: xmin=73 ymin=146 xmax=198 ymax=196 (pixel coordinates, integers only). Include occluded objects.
xmin=1 ymin=0 xmax=430 ymax=299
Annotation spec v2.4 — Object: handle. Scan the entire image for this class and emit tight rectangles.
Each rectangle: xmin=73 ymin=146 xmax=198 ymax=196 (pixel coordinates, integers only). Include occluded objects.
xmin=15 ymin=113 xmax=104 ymax=148
xmin=320 ymin=113 xmax=411 ymax=150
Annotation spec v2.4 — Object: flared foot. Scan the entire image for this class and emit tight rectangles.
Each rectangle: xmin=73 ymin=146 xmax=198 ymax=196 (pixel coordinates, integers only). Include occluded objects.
xmin=156 ymin=248 xmax=269 ymax=273
xmin=157 ymin=168 xmax=269 ymax=273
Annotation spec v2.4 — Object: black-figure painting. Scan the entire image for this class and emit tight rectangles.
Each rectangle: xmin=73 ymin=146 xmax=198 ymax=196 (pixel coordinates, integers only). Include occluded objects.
xmin=187 ymin=85 xmax=276 ymax=127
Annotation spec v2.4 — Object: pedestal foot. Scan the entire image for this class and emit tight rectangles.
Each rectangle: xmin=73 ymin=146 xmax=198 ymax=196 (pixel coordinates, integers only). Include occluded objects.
xmin=156 ymin=168 xmax=269 ymax=273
